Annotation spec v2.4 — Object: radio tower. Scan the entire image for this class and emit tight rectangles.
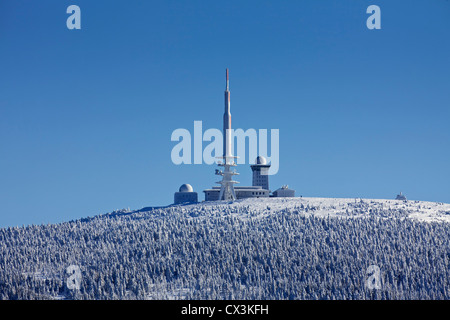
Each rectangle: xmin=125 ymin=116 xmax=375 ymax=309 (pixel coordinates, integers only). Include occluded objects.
xmin=216 ymin=68 xmax=239 ymax=200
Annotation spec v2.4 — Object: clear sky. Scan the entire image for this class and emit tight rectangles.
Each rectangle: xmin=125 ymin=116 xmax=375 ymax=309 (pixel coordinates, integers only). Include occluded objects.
xmin=1 ymin=0 xmax=449 ymax=227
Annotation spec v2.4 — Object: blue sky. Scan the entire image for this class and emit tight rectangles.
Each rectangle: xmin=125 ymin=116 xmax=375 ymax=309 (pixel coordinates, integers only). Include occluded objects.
xmin=1 ymin=0 xmax=449 ymax=227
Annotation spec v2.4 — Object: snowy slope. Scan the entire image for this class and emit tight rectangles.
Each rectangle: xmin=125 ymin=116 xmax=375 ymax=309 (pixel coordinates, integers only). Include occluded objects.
xmin=1 ymin=196 xmax=450 ymax=300
xmin=173 ymin=197 xmax=450 ymax=223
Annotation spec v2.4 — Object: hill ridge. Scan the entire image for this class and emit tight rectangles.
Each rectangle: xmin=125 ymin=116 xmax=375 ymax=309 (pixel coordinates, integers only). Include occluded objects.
xmin=1 ymin=197 xmax=450 ymax=300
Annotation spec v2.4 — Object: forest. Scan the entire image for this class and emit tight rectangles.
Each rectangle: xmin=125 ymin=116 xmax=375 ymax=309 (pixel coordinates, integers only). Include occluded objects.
xmin=1 ymin=198 xmax=449 ymax=300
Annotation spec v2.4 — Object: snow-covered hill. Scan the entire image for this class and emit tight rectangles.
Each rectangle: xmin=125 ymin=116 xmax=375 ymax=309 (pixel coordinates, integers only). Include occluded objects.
xmin=1 ymin=197 xmax=450 ymax=300
xmin=174 ymin=197 xmax=450 ymax=223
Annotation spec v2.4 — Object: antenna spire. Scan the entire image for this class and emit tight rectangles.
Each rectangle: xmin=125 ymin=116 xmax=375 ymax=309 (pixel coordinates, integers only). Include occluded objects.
xmin=226 ymin=68 xmax=229 ymax=90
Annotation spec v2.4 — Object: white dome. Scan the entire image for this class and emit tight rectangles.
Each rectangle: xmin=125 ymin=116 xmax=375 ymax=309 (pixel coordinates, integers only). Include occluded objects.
xmin=179 ymin=184 xmax=194 ymax=192
xmin=255 ymin=156 xmax=267 ymax=165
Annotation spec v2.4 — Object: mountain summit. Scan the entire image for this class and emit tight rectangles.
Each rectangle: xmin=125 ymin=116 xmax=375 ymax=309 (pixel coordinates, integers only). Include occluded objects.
xmin=1 ymin=197 xmax=450 ymax=300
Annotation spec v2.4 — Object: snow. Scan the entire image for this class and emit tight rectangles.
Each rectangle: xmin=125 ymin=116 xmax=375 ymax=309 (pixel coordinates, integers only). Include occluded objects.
xmin=173 ymin=197 xmax=450 ymax=223
xmin=2 ymin=196 xmax=450 ymax=300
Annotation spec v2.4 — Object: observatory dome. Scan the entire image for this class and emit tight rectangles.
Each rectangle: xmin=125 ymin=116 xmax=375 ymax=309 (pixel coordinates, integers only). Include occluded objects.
xmin=179 ymin=184 xmax=194 ymax=193
xmin=255 ymin=156 xmax=267 ymax=165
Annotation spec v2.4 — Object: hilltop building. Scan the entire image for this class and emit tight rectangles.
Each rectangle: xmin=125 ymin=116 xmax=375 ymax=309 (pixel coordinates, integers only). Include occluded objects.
xmin=396 ymin=192 xmax=407 ymax=201
xmin=251 ymin=156 xmax=270 ymax=191
xmin=174 ymin=184 xmax=198 ymax=204
xmin=272 ymin=185 xmax=295 ymax=197
xmin=174 ymin=69 xmax=295 ymax=204
xmin=204 ymin=155 xmax=271 ymax=201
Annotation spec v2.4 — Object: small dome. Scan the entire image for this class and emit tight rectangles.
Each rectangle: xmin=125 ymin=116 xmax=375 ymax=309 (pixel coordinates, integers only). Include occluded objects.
xmin=179 ymin=184 xmax=194 ymax=192
xmin=255 ymin=156 xmax=267 ymax=165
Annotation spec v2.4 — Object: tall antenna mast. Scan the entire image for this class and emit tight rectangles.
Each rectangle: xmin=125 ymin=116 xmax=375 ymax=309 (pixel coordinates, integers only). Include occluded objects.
xmin=216 ymin=68 xmax=239 ymax=200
